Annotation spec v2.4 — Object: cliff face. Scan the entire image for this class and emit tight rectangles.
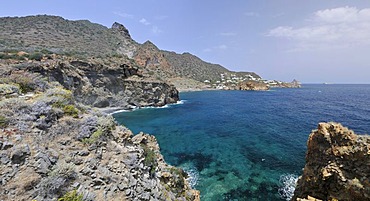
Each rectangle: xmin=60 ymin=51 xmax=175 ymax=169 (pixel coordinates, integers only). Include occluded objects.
xmin=293 ymin=122 xmax=370 ymax=201
xmin=0 ymin=74 xmax=199 ymax=201
xmin=11 ymin=57 xmax=179 ymax=109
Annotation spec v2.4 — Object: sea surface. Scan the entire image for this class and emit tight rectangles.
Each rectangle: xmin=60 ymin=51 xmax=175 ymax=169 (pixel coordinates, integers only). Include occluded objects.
xmin=113 ymin=84 xmax=370 ymax=200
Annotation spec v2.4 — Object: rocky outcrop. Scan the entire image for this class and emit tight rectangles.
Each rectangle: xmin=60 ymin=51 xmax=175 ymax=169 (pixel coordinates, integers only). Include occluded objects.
xmin=0 ymin=80 xmax=199 ymax=200
xmin=19 ymin=58 xmax=179 ymax=108
xmin=292 ymin=122 xmax=370 ymax=201
xmin=134 ymin=41 xmax=175 ymax=79
xmin=237 ymin=80 xmax=269 ymax=91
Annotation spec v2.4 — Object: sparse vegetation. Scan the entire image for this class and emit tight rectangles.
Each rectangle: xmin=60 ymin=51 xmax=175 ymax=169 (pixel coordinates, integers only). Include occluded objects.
xmin=0 ymin=83 xmax=20 ymax=96
xmin=58 ymin=190 xmax=83 ymax=201
xmin=0 ymin=115 xmax=9 ymax=128
xmin=142 ymin=144 xmax=158 ymax=176
xmin=81 ymin=127 xmax=103 ymax=145
xmin=62 ymin=105 xmax=79 ymax=118
xmin=27 ymin=52 xmax=43 ymax=61
xmin=50 ymin=161 xmax=76 ymax=179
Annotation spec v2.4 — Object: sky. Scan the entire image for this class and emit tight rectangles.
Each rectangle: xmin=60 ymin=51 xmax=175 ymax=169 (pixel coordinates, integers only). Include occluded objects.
xmin=1 ymin=0 xmax=370 ymax=83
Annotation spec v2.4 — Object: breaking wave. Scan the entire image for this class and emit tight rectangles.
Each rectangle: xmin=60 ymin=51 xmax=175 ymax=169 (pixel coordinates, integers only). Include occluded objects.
xmin=180 ymin=163 xmax=199 ymax=188
xmin=111 ymin=100 xmax=187 ymax=114
xmin=278 ymin=173 xmax=298 ymax=201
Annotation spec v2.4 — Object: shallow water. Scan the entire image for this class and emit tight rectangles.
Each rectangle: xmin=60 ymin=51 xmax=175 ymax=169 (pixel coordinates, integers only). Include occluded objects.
xmin=113 ymin=84 xmax=370 ymax=200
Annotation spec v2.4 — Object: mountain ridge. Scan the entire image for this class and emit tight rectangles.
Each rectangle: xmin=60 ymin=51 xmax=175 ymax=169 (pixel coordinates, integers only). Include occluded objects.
xmin=0 ymin=14 xmax=263 ymax=90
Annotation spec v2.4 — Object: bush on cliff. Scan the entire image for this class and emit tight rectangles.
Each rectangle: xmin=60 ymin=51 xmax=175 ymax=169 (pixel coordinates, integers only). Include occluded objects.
xmin=142 ymin=144 xmax=158 ymax=176
xmin=62 ymin=105 xmax=79 ymax=118
xmin=0 ymin=115 xmax=9 ymax=128
xmin=58 ymin=190 xmax=83 ymax=201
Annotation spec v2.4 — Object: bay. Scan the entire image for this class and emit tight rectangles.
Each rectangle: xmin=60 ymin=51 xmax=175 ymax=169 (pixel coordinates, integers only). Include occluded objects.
xmin=113 ymin=84 xmax=370 ymax=200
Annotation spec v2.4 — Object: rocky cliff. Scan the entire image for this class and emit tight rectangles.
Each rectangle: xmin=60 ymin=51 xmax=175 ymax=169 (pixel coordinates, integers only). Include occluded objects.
xmin=292 ymin=122 xmax=370 ymax=201
xmin=0 ymin=70 xmax=199 ymax=200
xmin=1 ymin=55 xmax=179 ymax=109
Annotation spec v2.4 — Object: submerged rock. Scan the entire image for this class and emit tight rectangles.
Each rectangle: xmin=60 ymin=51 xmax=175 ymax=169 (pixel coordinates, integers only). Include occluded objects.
xmin=292 ymin=122 xmax=370 ymax=201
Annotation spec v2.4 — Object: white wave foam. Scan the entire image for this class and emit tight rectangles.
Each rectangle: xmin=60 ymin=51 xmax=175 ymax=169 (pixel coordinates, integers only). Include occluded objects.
xmin=278 ymin=173 xmax=298 ymax=201
xmin=111 ymin=100 xmax=186 ymax=114
xmin=180 ymin=163 xmax=199 ymax=188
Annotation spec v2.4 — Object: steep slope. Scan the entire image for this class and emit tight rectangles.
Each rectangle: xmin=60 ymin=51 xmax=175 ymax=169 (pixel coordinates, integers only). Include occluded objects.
xmin=0 ymin=76 xmax=199 ymax=200
xmin=0 ymin=15 xmax=138 ymax=57
xmin=0 ymin=15 xmax=263 ymax=88
xmin=293 ymin=122 xmax=370 ymax=201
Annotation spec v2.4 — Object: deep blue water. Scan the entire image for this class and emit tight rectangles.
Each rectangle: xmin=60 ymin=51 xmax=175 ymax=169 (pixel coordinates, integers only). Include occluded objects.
xmin=113 ymin=84 xmax=370 ymax=200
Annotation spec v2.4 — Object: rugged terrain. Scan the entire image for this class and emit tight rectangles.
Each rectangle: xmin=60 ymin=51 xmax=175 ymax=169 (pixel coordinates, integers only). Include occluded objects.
xmin=293 ymin=122 xmax=370 ymax=201
xmin=0 ymin=67 xmax=199 ymax=200
xmin=0 ymin=15 xmax=277 ymax=91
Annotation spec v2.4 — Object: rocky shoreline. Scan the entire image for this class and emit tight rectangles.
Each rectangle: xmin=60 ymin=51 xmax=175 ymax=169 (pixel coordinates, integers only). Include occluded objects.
xmin=0 ymin=78 xmax=199 ymax=201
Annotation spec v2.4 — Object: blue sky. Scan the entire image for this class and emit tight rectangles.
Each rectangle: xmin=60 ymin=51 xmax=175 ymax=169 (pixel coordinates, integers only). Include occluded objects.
xmin=2 ymin=0 xmax=370 ymax=83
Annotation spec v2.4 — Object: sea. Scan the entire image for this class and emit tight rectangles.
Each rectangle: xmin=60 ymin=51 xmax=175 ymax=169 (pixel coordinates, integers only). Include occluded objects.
xmin=113 ymin=84 xmax=370 ymax=201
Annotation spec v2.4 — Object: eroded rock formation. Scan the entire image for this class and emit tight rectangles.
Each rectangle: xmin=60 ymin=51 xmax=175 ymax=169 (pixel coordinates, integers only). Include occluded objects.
xmin=293 ymin=122 xmax=370 ymax=201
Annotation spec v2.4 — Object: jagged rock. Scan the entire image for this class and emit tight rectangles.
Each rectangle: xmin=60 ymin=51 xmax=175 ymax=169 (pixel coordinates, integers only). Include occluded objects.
xmin=237 ymin=80 xmax=269 ymax=91
xmin=1 ymin=141 xmax=13 ymax=150
xmin=111 ymin=22 xmax=131 ymax=38
xmin=292 ymin=122 xmax=370 ymax=201
xmin=11 ymin=144 xmax=30 ymax=164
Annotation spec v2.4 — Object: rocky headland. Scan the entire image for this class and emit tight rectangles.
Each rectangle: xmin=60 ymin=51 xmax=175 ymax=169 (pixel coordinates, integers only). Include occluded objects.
xmin=237 ymin=80 xmax=270 ymax=91
xmin=0 ymin=71 xmax=199 ymax=200
xmin=293 ymin=122 xmax=370 ymax=201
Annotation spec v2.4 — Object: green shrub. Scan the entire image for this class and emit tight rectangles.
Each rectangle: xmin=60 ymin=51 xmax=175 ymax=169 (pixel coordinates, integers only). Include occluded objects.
xmin=14 ymin=77 xmax=35 ymax=93
xmin=58 ymin=190 xmax=83 ymax=201
xmin=63 ymin=105 xmax=79 ymax=118
xmin=142 ymin=145 xmax=157 ymax=176
xmin=0 ymin=115 xmax=9 ymax=128
xmin=97 ymin=115 xmax=116 ymax=131
xmin=82 ymin=128 xmax=103 ymax=145
xmin=50 ymin=161 xmax=76 ymax=179
xmin=1 ymin=73 xmax=37 ymax=93
xmin=27 ymin=52 xmax=43 ymax=61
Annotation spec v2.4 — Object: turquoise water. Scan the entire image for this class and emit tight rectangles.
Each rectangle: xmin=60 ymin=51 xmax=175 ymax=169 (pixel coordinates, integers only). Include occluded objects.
xmin=113 ymin=84 xmax=370 ymax=200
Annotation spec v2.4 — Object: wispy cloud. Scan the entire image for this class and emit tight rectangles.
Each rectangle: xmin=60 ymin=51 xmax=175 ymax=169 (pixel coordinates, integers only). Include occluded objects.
xmin=152 ymin=26 xmax=163 ymax=34
xmin=272 ymin=12 xmax=285 ymax=18
xmin=267 ymin=6 xmax=370 ymax=51
xmin=220 ymin=32 xmax=237 ymax=36
xmin=139 ymin=18 xmax=151 ymax=25
xmin=244 ymin=12 xmax=259 ymax=17
xmin=217 ymin=45 xmax=228 ymax=50
xmin=203 ymin=45 xmax=228 ymax=52
xmin=113 ymin=11 xmax=134 ymax=19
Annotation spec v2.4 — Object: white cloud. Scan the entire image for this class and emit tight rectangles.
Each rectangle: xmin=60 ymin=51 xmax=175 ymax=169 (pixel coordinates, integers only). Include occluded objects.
xmin=220 ymin=32 xmax=237 ymax=36
xmin=151 ymin=26 xmax=162 ymax=34
xmin=245 ymin=12 xmax=259 ymax=17
xmin=139 ymin=18 xmax=150 ymax=25
xmin=217 ymin=45 xmax=228 ymax=49
xmin=113 ymin=11 xmax=134 ymax=19
xmin=203 ymin=45 xmax=228 ymax=52
xmin=267 ymin=6 xmax=370 ymax=50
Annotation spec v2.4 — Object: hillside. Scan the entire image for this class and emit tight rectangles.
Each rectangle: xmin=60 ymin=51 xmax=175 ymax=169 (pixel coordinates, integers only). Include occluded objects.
xmin=0 ymin=15 xmax=262 ymax=90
